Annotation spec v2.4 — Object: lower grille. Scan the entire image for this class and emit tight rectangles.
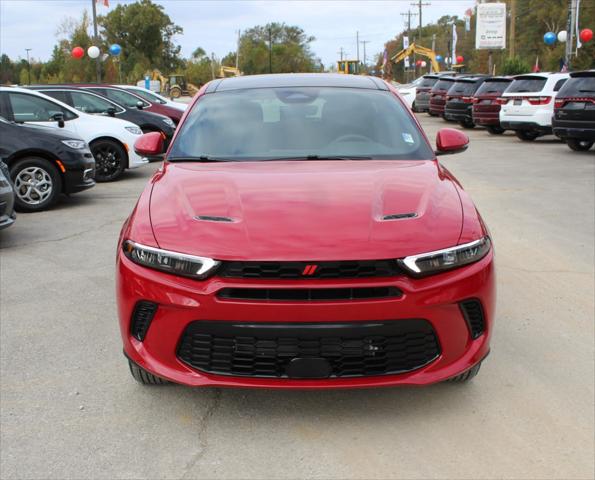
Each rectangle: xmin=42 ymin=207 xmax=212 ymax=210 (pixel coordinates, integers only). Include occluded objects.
xmin=177 ymin=320 xmax=440 ymax=379
xmin=130 ymin=301 xmax=158 ymax=341
xmin=217 ymin=286 xmax=402 ymax=302
xmin=460 ymin=299 xmax=485 ymax=339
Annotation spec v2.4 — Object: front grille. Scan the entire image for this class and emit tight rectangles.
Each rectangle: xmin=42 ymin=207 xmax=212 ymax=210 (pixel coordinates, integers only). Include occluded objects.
xmin=217 ymin=286 xmax=402 ymax=302
xmin=218 ymin=260 xmax=401 ymax=279
xmin=130 ymin=301 xmax=158 ymax=341
xmin=177 ymin=320 xmax=440 ymax=379
xmin=459 ymin=299 xmax=485 ymax=339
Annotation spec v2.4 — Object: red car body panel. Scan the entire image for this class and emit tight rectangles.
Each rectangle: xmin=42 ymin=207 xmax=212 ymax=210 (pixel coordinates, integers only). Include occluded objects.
xmin=117 ymin=75 xmax=496 ymax=388
xmin=472 ymin=94 xmax=504 ymax=126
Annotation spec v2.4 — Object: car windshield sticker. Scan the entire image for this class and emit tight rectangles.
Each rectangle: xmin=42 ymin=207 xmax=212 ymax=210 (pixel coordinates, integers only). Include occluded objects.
xmin=402 ymin=132 xmax=414 ymax=144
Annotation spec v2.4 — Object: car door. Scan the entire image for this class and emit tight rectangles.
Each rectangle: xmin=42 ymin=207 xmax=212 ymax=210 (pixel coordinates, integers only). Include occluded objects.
xmin=4 ymin=91 xmax=79 ymax=135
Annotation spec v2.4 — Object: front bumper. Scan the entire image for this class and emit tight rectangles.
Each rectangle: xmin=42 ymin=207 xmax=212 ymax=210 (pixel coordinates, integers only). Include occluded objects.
xmin=116 ymin=249 xmax=496 ymax=389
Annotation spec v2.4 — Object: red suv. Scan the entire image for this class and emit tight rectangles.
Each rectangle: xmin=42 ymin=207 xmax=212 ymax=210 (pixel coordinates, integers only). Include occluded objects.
xmin=472 ymin=77 xmax=512 ymax=134
xmin=118 ymin=74 xmax=495 ymax=388
xmin=429 ymin=77 xmax=456 ymax=117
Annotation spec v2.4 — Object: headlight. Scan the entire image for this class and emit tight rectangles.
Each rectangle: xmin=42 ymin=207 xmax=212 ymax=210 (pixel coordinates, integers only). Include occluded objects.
xmin=125 ymin=126 xmax=142 ymax=135
xmin=162 ymin=118 xmax=175 ymax=127
xmin=398 ymin=237 xmax=491 ymax=277
xmin=61 ymin=139 xmax=87 ymax=149
xmin=122 ymin=240 xmax=220 ymax=279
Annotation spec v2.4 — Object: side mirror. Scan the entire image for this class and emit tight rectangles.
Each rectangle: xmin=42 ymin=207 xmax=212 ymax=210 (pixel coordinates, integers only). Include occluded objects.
xmin=435 ymin=128 xmax=469 ymax=156
xmin=106 ymin=107 xmax=116 ymax=117
xmin=136 ymin=101 xmax=144 ymax=110
xmin=134 ymin=132 xmax=164 ymax=159
xmin=52 ymin=112 xmax=65 ymax=128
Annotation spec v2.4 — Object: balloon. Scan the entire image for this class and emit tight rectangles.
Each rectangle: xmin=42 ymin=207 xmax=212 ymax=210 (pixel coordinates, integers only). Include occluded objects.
xmin=435 ymin=55 xmax=443 ymax=62
xmin=416 ymin=60 xmax=422 ymax=66
xmin=71 ymin=47 xmax=84 ymax=59
xmin=109 ymin=43 xmax=122 ymax=56
xmin=87 ymin=46 xmax=100 ymax=59
xmin=457 ymin=55 xmax=464 ymax=63
xmin=544 ymin=32 xmax=556 ymax=45
xmin=580 ymin=28 xmax=593 ymax=43
xmin=421 ymin=61 xmax=427 ymax=68
xmin=557 ymin=30 xmax=567 ymax=43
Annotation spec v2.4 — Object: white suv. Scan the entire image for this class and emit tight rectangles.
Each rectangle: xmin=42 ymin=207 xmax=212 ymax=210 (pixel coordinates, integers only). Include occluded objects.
xmin=499 ymin=72 xmax=569 ymax=141
xmin=0 ymin=87 xmax=148 ymax=181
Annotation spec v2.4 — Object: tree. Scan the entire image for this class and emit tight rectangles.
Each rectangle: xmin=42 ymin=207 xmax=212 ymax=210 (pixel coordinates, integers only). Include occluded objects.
xmin=99 ymin=0 xmax=183 ymax=82
xmin=185 ymin=47 xmax=216 ymax=86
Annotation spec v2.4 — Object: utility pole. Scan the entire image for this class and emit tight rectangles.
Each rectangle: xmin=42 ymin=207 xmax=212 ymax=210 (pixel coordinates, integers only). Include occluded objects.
xmin=411 ymin=0 xmax=431 ymax=45
xmin=268 ymin=26 xmax=273 ymax=73
xmin=25 ymin=48 xmax=32 ymax=84
xmin=430 ymin=34 xmax=436 ymax=72
xmin=210 ymin=53 xmax=216 ymax=79
xmin=235 ymin=29 xmax=240 ymax=70
xmin=337 ymin=47 xmax=345 ymax=61
xmin=356 ymin=31 xmax=360 ymax=73
xmin=90 ymin=0 xmax=101 ymax=83
xmin=509 ymin=0 xmax=516 ymax=58
xmin=564 ymin=0 xmax=577 ymax=69
xmin=400 ymin=10 xmax=417 ymax=82
xmin=360 ymin=40 xmax=370 ymax=68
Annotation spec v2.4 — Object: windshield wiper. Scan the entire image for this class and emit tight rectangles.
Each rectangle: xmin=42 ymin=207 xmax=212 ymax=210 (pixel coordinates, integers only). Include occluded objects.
xmin=263 ymin=155 xmax=373 ymax=161
xmin=168 ymin=156 xmax=233 ymax=163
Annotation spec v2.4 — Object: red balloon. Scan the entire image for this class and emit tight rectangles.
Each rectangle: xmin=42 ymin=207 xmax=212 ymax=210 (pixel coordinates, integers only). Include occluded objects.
xmin=416 ymin=60 xmax=423 ymax=66
xmin=71 ymin=46 xmax=84 ymax=59
xmin=457 ymin=55 xmax=464 ymax=63
xmin=580 ymin=28 xmax=593 ymax=43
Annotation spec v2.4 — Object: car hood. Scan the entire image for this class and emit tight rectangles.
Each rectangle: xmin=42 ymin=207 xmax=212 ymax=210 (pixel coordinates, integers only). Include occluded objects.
xmin=149 ymin=160 xmax=463 ymax=261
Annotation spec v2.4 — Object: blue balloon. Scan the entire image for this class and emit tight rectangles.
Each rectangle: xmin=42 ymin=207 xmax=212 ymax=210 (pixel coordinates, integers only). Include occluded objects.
xmin=436 ymin=55 xmax=443 ymax=62
xmin=544 ymin=32 xmax=556 ymax=45
xmin=109 ymin=43 xmax=122 ymax=56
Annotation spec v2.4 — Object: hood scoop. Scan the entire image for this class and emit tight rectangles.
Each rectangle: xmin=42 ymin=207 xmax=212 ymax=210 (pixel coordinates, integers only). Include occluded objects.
xmin=195 ymin=215 xmax=236 ymax=223
xmin=382 ymin=213 xmax=418 ymax=221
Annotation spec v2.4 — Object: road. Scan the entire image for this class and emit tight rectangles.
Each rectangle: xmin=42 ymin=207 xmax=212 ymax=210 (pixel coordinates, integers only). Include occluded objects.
xmin=1 ymin=116 xmax=593 ymax=480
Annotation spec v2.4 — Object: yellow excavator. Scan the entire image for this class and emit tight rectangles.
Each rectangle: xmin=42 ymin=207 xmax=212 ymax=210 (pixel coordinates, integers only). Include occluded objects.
xmin=147 ymin=69 xmax=200 ymax=98
xmin=217 ymin=65 xmax=242 ymax=78
xmin=391 ymin=43 xmax=441 ymax=73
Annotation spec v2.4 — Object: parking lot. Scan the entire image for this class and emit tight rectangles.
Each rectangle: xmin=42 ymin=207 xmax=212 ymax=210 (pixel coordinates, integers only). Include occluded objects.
xmin=1 ymin=115 xmax=593 ymax=479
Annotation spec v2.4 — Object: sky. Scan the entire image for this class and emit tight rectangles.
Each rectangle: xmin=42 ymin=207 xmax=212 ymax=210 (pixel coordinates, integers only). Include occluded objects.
xmin=0 ymin=0 xmax=474 ymax=67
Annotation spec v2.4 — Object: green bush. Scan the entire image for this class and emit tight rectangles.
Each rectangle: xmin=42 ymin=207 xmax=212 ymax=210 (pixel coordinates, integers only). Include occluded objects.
xmin=502 ymin=56 xmax=531 ymax=75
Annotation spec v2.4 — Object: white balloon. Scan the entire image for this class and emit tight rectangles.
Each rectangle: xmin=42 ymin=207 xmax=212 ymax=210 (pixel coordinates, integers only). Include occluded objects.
xmin=557 ymin=30 xmax=567 ymax=43
xmin=87 ymin=46 xmax=100 ymax=59
xmin=421 ymin=61 xmax=427 ymax=67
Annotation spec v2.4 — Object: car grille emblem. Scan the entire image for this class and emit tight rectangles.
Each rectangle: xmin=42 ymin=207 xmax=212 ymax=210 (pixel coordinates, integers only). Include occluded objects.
xmin=302 ymin=265 xmax=318 ymax=276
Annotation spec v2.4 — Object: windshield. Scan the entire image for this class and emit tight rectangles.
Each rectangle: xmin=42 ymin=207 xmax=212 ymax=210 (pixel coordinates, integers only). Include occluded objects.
xmin=128 ymin=88 xmax=166 ymax=104
xmin=475 ymin=80 xmax=511 ymax=95
xmin=432 ymin=79 xmax=455 ymax=92
xmin=168 ymin=87 xmax=434 ymax=161
xmin=448 ymin=81 xmax=478 ymax=96
xmin=419 ymin=77 xmax=438 ymax=88
xmin=557 ymin=76 xmax=595 ymax=97
xmin=506 ymin=77 xmax=547 ymax=93
xmin=94 ymin=88 xmax=150 ymax=108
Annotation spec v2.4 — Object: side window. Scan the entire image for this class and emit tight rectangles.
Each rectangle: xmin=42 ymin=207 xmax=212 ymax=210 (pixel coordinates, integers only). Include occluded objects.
xmin=71 ymin=91 xmax=117 ymax=114
xmin=7 ymin=92 xmax=76 ymax=122
xmin=104 ymin=89 xmax=150 ymax=108
xmin=553 ymin=79 xmax=567 ymax=92
xmin=41 ymin=90 xmax=70 ymax=104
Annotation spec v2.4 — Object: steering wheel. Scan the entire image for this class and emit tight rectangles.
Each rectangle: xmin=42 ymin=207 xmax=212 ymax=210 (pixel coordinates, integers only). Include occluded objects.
xmin=330 ymin=134 xmax=370 ymax=144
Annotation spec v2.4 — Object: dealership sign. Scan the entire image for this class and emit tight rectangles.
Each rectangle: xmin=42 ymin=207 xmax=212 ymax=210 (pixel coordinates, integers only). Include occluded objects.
xmin=476 ymin=3 xmax=507 ymax=49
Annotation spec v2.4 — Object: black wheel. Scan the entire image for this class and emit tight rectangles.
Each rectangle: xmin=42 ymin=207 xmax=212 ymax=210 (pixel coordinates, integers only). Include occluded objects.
xmin=170 ymin=86 xmax=182 ymax=99
xmin=9 ymin=157 xmax=62 ymax=212
xmin=487 ymin=126 xmax=505 ymax=135
xmin=460 ymin=119 xmax=475 ymax=129
xmin=448 ymin=362 xmax=481 ymax=383
xmin=567 ymin=138 xmax=593 ymax=151
xmin=411 ymin=102 xmax=418 ymax=113
xmin=90 ymin=139 xmax=126 ymax=182
xmin=515 ymin=130 xmax=539 ymax=141
xmin=428 ymin=111 xmax=438 ymax=117
xmin=128 ymin=358 xmax=168 ymax=385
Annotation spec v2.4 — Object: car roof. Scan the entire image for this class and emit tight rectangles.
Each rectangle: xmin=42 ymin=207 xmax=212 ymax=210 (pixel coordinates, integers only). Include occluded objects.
xmin=208 ymin=73 xmax=389 ymax=92
xmin=570 ymin=70 xmax=595 ymax=78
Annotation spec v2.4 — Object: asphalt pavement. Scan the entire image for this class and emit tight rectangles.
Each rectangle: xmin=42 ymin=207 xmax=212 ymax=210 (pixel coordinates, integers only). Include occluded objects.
xmin=1 ymin=115 xmax=593 ymax=480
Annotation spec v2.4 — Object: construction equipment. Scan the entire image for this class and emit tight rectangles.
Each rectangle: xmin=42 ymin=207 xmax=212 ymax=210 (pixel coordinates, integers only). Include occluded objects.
xmin=391 ymin=43 xmax=441 ymax=73
xmin=147 ymin=70 xmax=200 ymax=98
xmin=337 ymin=60 xmax=360 ymax=75
xmin=217 ymin=66 xmax=242 ymax=78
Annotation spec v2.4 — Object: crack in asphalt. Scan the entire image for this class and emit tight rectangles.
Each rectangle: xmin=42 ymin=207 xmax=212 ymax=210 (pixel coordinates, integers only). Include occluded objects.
xmin=181 ymin=388 xmax=222 ymax=479
xmin=0 ymin=219 xmax=123 ymax=250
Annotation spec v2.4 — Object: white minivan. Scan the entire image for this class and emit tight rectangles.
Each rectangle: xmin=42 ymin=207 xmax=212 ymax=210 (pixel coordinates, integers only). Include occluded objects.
xmin=0 ymin=87 xmax=148 ymax=181
xmin=499 ymin=72 xmax=569 ymax=141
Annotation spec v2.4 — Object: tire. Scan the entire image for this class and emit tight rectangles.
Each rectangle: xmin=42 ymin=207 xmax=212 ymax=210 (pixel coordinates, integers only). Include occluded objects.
xmin=428 ymin=111 xmax=438 ymax=117
xmin=170 ymin=86 xmax=182 ymax=99
xmin=567 ymin=138 xmax=593 ymax=151
xmin=515 ymin=130 xmax=539 ymax=141
xmin=411 ymin=102 xmax=418 ymax=113
xmin=90 ymin=139 xmax=126 ymax=182
xmin=448 ymin=362 xmax=481 ymax=383
xmin=460 ymin=119 xmax=475 ymax=129
xmin=9 ymin=157 xmax=62 ymax=212
xmin=487 ymin=126 xmax=505 ymax=135
xmin=128 ymin=358 xmax=168 ymax=385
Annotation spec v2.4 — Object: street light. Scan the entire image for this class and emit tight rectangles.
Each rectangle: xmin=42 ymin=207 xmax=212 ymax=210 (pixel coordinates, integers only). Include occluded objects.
xmin=25 ymin=48 xmax=32 ymax=85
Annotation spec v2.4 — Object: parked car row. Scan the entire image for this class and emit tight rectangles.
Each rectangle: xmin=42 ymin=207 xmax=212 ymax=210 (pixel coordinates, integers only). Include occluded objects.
xmin=0 ymin=84 xmax=187 ymax=225
xmin=402 ymin=70 xmax=594 ymax=152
